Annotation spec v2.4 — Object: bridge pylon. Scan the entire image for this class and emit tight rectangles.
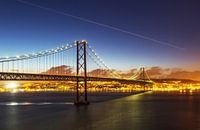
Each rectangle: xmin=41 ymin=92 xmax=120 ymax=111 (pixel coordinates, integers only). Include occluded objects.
xmin=139 ymin=67 xmax=146 ymax=90
xmin=74 ymin=40 xmax=89 ymax=106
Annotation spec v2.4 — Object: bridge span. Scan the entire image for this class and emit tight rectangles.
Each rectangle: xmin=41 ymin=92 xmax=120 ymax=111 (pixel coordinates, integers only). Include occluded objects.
xmin=0 ymin=72 xmax=151 ymax=84
xmin=0 ymin=40 xmax=152 ymax=105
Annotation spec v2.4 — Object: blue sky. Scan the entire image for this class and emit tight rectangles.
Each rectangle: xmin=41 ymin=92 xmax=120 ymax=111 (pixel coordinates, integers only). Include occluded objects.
xmin=0 ymin=0 xmax=200 ymax=70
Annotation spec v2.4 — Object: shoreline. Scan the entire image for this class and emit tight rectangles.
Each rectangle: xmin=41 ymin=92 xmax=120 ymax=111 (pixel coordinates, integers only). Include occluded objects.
xmin=0 ymin=91 xmax=148 ymax=104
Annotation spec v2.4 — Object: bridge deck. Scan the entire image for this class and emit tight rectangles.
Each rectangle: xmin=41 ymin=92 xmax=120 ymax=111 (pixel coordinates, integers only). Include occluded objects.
xmin=0 ymin=72 xmax=151 ymax=84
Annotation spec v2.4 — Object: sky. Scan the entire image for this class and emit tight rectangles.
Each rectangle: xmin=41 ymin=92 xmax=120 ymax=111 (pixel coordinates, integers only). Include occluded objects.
xmin=0 ymin=0 xmax=200 ymax=70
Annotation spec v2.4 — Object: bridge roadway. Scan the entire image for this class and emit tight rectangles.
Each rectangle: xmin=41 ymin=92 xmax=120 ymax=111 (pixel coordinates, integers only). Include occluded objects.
xmin=0 ymin=72 xmax=151 ymax=84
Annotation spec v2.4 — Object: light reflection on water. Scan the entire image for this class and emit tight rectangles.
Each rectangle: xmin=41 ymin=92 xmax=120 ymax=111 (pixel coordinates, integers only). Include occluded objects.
xmin=0 ymin=91 xmax=200 ymax=130
xmin=0 ymin=102 xmax=74 ymax=106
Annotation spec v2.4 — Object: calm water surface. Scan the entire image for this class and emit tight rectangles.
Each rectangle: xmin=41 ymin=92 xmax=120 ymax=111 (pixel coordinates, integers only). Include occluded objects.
xmin=0 ymin=91 xmax=200 ymax=130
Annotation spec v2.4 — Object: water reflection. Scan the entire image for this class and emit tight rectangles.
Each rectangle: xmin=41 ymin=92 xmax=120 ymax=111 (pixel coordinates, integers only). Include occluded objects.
xmin=0 ymin=92 xmax=200 ymax=130
xmin=0 ymin=102 xmax=73 ymax=106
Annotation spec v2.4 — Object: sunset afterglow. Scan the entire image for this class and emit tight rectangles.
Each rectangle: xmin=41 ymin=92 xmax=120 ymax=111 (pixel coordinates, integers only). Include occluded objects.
xmin=0 ymin=0 xmax=200 ymax=130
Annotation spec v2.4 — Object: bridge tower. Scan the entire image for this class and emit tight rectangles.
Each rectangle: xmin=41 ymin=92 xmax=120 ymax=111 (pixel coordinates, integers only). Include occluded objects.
xmin=140 ymin=67 xmax=146 ymax=90
xmin=142 ymin=67 xmax=145 ymax=81
xmin=74 ymin=40 xmax=89 ymax=105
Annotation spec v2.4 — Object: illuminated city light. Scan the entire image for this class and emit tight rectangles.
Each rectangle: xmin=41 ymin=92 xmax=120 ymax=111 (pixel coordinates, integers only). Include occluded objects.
xmin=11 ymin=89 xmax=18 ymax=93
xmin=5 ymin=82 xmax=19 ymax=89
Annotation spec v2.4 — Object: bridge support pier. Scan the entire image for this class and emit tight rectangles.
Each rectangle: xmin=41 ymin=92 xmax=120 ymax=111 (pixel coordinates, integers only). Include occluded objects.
xmin=74 ymin=40 xmax=89 ymax=106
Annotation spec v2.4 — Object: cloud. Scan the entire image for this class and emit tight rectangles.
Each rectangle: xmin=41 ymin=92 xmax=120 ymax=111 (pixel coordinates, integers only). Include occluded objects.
xmin=119 ymin=68 xmax=138 ymax=78
xmin=166 ymin=70 xmax=200 ymax=80
xmin=45 ymin=65 xmax=200 ymax=81
xmin=45 ymin=65 xmax=73 ymax=75
xmin=146 ymin=67 xmax=200 ymax=81
xmin=146 ymin=67 xmax=162 ymax=78
xmin=88 ymin=69 xmax=114 ymax=78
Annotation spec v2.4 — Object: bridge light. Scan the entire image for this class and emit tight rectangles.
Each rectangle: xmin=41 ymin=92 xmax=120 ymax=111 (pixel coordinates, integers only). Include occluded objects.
xmin=74 ymin=42 xmax=77 ymax=46
xmin=81 ymin=40 xmax=87 ymax=44
xmin=80 ymin=81 xmax=84 ymax=84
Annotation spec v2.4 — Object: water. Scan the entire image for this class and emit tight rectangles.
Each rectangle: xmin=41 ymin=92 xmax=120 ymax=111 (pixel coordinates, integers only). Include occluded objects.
xmin=0 ymin=91 xmax=200 ymax=130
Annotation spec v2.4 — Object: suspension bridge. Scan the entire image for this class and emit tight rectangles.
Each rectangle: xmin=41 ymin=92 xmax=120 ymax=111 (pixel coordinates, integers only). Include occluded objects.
xmin=0 ymin=40 xmax=152 ymax=105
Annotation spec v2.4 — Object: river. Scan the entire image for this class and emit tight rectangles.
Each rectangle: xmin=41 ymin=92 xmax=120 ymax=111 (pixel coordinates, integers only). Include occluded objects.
xmin=0 ymin=91 xmax=199 ymax=130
